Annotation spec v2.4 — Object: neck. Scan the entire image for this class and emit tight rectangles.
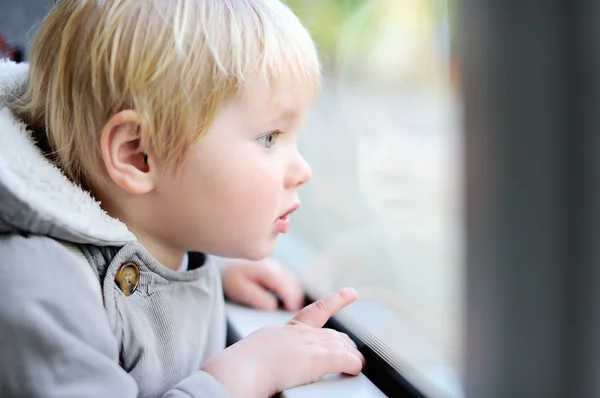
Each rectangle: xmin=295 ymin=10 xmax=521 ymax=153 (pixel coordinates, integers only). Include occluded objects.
xmin=97 ymin=192 xmax=185 ymax=270
xmin=129 ymin=225 xmax=186 ymax=270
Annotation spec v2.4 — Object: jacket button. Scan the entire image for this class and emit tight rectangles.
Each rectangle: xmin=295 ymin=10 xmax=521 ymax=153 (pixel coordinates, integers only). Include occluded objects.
xmin=115 ymin=262 xmax=139 ymax=297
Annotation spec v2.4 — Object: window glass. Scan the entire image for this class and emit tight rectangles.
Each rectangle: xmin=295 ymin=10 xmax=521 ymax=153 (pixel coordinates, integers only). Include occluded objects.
xmin=278 ymin=1 xmax=464 ymax=396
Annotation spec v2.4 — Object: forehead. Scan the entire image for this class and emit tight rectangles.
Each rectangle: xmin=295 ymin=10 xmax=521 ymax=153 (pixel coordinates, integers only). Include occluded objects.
xmin=233 ymin=75 xmax=316 ymax=121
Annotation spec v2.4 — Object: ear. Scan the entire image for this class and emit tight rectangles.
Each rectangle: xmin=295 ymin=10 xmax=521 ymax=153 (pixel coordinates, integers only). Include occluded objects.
xmin=100 ymin=110 xmax=154 ymax=194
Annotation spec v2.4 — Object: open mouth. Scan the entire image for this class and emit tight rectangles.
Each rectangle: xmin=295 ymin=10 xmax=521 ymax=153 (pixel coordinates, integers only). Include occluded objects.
xmin=277 ymin=203 xmax=300 ymax=221
xmin=273 ymin=203 xmax=300 ymax=234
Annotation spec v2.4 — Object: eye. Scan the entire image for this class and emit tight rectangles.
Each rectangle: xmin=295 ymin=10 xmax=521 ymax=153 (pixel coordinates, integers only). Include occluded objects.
xmin=256 ymin=130 xmax=282 ymax=149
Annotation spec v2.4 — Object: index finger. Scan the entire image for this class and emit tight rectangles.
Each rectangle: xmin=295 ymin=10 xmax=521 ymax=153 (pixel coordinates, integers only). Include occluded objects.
xmin=289 ymin=288 xmax=358 ymax=328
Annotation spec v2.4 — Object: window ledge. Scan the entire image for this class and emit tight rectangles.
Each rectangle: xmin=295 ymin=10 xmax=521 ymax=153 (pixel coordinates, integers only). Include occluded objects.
xmin=225 ymin=302 xmax=387 ymax=398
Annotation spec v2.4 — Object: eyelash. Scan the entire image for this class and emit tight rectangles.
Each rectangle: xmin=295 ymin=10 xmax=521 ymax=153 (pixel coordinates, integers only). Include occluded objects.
xmin=256 ymin=130 xmax=283 ymax=149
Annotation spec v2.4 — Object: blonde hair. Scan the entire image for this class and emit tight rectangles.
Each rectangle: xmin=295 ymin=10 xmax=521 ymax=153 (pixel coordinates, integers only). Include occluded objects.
xmin=10 ymin=0 xmax=320 ymax=189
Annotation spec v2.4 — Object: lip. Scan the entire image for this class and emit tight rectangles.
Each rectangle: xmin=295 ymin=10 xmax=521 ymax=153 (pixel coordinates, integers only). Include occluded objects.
xmin=277 ymin=203 xmax=300 ymax=221
xmin=274 ymin=203 xmax=299 ymax=234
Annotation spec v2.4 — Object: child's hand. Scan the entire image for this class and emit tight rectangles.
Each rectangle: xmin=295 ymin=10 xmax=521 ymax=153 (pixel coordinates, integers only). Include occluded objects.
xmin=202 ymin=288 xmax=364 ymax=398
xmin=221 ymin=258 xmax=304 ymax=312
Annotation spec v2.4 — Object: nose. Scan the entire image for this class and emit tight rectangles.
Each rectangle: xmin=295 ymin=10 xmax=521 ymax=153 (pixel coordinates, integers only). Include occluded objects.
xmin=285 ymin=150 xmax=312 ymax=189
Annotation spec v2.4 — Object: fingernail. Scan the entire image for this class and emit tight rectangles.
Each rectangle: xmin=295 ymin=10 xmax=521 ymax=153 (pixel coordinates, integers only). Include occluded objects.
xmin=341 ymin=287 xmax=358 ymax=300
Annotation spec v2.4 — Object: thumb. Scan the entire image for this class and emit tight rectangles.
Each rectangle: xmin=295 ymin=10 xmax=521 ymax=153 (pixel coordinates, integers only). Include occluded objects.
xmin=289 ymin=288 xmax=358 ymax=328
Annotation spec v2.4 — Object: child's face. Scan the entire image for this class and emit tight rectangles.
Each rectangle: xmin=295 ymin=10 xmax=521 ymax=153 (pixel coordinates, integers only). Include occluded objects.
xmin=152 ymin=76 xmax=313 ymax=260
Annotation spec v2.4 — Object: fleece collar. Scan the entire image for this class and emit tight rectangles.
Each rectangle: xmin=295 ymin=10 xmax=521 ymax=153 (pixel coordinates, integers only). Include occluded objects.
xmin=0 ymin=61 xmax=135 ymax=245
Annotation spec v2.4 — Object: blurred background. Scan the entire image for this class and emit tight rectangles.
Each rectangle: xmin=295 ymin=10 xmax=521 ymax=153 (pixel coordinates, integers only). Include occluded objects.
xmin=1 ymin=1 xmax=464 ymax=397
xmin=280 ymin=2 xmax=465 ymax=397
xmin=0 ymin=0 xmax=49 ymax=61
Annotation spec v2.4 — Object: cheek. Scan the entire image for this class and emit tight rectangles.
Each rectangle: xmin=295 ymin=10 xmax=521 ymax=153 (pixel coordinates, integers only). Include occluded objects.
xmin=216 ymin=159 xmax=282 ymax=222
xmin=181 ymin=147 xmax=283 ymax=232
xmin=197 ymin=153 xmax=283 ymax=258
xmin=154 ymin=136 xmax=290 ymax=257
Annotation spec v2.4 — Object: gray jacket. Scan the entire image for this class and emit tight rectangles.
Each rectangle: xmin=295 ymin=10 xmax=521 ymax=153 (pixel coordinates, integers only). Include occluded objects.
xmin=0 ymin=61 xmax=230 ymax=397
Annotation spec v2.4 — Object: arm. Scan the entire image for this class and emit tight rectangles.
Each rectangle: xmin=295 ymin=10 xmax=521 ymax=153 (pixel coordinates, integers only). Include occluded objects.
xmin=0 ymin=235 xmax=229 ymax=398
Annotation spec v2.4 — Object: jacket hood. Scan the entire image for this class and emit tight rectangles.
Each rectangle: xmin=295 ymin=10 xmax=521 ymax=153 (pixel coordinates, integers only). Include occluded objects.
xmin=0 ymin=61 xmax=135 ymax=246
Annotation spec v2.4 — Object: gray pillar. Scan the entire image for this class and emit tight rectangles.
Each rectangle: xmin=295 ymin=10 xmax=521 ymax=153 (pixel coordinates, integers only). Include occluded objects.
xmin=459 ymin=1 xmax=600 ymax=397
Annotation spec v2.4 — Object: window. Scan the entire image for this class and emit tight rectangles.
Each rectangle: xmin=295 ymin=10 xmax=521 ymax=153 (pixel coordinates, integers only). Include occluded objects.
xmin=277 ymin=1 xmax=464 ymax=397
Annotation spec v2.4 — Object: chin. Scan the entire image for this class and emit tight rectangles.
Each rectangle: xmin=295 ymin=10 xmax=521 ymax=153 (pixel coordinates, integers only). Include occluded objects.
xmin=200 ymin=234 xmax=276 ymax=261
xmin=241 ymin=248 xmax=272 ymax=262
xmin=238 ymin=239 xmax=276 ymax=261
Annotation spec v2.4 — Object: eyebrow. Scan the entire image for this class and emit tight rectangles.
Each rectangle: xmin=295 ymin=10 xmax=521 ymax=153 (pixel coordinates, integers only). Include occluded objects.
xmin=269 ymin=108 xmax=300 ymax=124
